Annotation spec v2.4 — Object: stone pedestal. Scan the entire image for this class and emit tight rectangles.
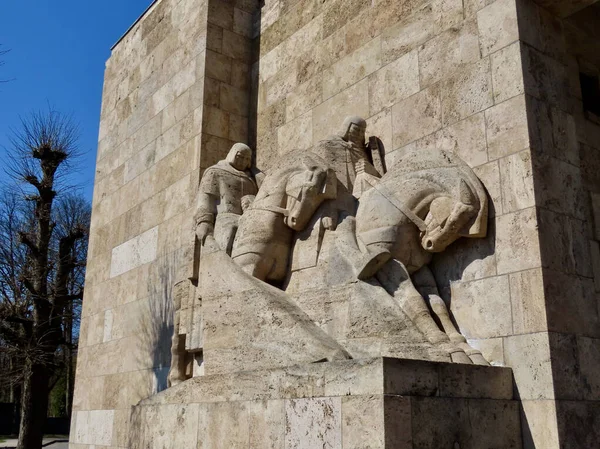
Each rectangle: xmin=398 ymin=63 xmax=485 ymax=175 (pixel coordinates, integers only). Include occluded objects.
xmin=128 ymin=358 xmax=521 ymax=449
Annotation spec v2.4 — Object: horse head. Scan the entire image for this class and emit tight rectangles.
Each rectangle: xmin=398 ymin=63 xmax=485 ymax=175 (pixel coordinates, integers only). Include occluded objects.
xmin=283 ymin=160 xmax=337 ymax=231
xmin=420 ymin=179 xmax=480 ymax=253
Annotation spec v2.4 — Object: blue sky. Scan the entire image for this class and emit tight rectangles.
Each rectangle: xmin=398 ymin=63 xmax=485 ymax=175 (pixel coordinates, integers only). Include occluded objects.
xmin=0 ymin=0 xmax=153 ymax=201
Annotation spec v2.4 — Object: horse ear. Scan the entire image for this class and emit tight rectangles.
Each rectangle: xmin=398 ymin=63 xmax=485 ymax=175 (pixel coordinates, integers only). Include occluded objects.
xmin=459 ymin=179 xmax=474 ymax=205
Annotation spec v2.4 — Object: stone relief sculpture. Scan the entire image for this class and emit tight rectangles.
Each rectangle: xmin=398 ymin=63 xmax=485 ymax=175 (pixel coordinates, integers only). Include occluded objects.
xmin=354 ymin=149 xmax=489 ymax=364
xmin=169 ymin=116 xmax=490 ymax=383
xmin=231 ymin=151 xmax=337 ymax=283
xmin=168 ymin=143 xmax=259 ymax=386
xmin=195 ymin=143 xmax=259 ymax=253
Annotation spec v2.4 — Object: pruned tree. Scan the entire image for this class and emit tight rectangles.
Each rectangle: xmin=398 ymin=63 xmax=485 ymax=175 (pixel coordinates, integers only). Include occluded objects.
xmin=0 ymin=109 xmax=90 ymax=449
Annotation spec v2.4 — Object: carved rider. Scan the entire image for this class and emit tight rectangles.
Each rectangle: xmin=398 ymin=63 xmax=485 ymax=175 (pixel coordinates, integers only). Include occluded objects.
xmin=168 ymin=143 xmax=259 ymax=387
xmin=313 ymin=116 xmax=381 ymax=199
xmin=195 ymin=143 xmax=259 ymax=254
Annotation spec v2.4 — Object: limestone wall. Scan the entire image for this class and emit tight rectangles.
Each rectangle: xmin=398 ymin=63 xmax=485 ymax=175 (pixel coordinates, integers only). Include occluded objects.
xmin=71 ymin=0 xmax=600 ymax=447
xmin=251 ymin=1 xmax=600 ymax=447
xmin=514 ymin=1 xmax=600 ymax=447
xmin=70 ymin=0 xmax=257 ymax=447
xmin=254 ymin=0 xmax=532 ymax=367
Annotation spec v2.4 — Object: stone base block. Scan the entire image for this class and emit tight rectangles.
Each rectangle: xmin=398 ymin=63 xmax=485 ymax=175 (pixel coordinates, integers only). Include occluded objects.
xmin=128 ymin=358 xmax=521 ymax=448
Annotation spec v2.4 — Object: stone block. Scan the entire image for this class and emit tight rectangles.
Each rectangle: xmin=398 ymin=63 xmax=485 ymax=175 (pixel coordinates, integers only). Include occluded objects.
xmin=277 ymin=110 xmax=313 ymax=153
xmin=547 ymin=332 xmax=584 ymax=401
xmin=578 ymin=336 xmax=600 ymax=400
xmin=549 ymin=107 xmax=578 ymax=166
xmin=229 ymin=112 xmax=249 ymax=142
xmin=220 ymin=83 xmax=249 ymax=116
xmin=580 ymin=142 xmax=600 ymax=194
xmin=491 ymin=41 xmax=524 ymax=103
xmin=233 ymin=7 xmax=253 ymax=38
xmin=539 ymin=154 xmax=586 ymax=217
xmin=381 ymin=3 xmax=436 ymax=65
xmin=285 ymin=74 xmax=323 ymax=121
xmin=247 ymin=400 xmax=285 ymax=448
xmin=203 ymin=76 xmax=220 ymax=108
xmin=202 ymin=103 xmax=230 ymax=138
xmin=450 ymin=276 xmax=513 ymax=339
xmin=468 ymin=399 xmax=522 ymax=448
xmin=543 ymin=269 xmax=599 ymax=337
xmin=341 ymin=396 xmax=386 ymax=448
xmin=322 ymin=0 xmax=370 ymax=39
xmin=504 ymin=332 xmax=554 ymax=400
xmin=441 ymin=59 xmax=494 ymax=126
xmin=592 ymin=240 xmax=600 ymax=292
xmin=231 ymin=60 xmax=250 ymax=90
xmin=520 ymin=400 xmax=560 ymax=449
xmin=285 ymin=397 xmax=342 ymax=448
xmin=485 ymin=94 xmax=529 ymax=160
xmin=418 ymin=19 xmax=481 ymax=87
xmin=223 ymin=29 xmax=252 ymax=65
xmin=322 ymin=37 xmax=382 ymax=100
xmin=110 ymin=226 xmax=159 ymax=278
xmin=130 ymin=358 xmax=517 ymax=448
xmin=368 ymin=50 xmax=420 ymax=117
xmin=477 ymin=0 xmax=519 ymax=56
xmin=537 ymin=209 xmax=592 ymax=278
xmin=509 ymin=268 xmax=547 ymax=334
xmin=73 ymin=409 xmax=115 ymax=446
xmin=280 ymin=15 xmax=323 ymax=70
xmin=554 ymin=401 xmax=600 ymax=449
xmin=436 ymin=112 xmax=488 ymax=167
xmin=344 ymin=8 xmax=379 ymax=56
xmin=205 ymin=49 xmax=233 ymax=83
xmin=495 ymin=207 xmax=541 ymax=274
xmin=521 ymin=44 xmax=569 ymax=111
xmin=266 ymin=64 xmax=298 ymax=107
xmin=257 ymin=99 xmax=286 ymax=135
xmin=473 ymin=160 xmax=502 ymax=216
xmin=432 ymin=0 xmax=465 ymax=33
xmin=391 ymin=86 xmax=442 ymax=149
xmin=499 ymin=149 xmax=535 ymax=213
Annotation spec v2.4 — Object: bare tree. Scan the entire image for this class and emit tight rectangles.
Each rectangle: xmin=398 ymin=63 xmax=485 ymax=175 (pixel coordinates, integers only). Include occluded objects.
xmin=1 ymin=45 xmax=11 ymax=83
xmin=0 ymin=109 xmax=90 ymax=449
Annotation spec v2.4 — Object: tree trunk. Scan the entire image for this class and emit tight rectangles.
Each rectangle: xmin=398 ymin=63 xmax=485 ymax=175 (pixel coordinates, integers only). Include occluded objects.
xmin=17 ymin=362 xmax=49 ymax=449
xmin=65 ymin=304 xmax=73 ymax=420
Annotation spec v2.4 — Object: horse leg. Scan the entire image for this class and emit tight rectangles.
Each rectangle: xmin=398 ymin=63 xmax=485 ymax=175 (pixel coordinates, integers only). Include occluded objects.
xmin=376 ymin=259 xmax=472 ymax=364
xmin=336 ymin=218 xmax=392 ymax=280
xmin=233 ymin=252 xmax=273 ymax=282
xmin=413 ymin=267 xmax=489 ymax=365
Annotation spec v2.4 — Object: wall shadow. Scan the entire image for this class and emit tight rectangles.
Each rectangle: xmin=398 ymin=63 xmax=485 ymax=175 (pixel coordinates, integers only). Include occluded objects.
xmin=429 ymin=193 xmax=498 ymax=318
xmin=136 ymin=253 xmax=177 ymax=396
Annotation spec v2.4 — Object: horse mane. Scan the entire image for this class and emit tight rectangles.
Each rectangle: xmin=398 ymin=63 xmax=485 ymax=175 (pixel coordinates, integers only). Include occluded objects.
xmin=384 ymin=148 xmax=488 ymax=238
xmin=253 ymin=150 xmax=331 ymax=204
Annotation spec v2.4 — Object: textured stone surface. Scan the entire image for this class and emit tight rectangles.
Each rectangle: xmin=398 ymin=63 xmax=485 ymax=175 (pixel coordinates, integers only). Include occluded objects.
xmin=74 ymin=0 xmax=600 ymax=447
xmin=128 ymin=358 xmax=518 ymax=449
xmin=110 ymin=227 xmax=159 ymax=278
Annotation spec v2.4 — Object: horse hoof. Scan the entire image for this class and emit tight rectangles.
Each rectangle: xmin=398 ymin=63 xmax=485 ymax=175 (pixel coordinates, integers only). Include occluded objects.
xmin=467 ymin=353 xmax=490 ymax=366
xmin=439 ymin=342 xmax=472 ymax=364
xmin=449 ymin=349 xmax=473 ymax=364
xmin=456 ymin=342 xmax=490 ymax=366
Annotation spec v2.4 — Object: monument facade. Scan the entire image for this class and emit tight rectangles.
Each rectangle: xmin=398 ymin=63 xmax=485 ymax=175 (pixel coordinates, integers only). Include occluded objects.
xmin=71 ymin=0 xmax=600 ymax=447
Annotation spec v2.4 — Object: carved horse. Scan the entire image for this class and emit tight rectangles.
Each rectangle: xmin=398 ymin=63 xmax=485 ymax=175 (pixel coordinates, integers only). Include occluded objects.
xmin=355 ymin=148 xmax=489 ymax=364
xmin=232 ymin=152 xmax=337 ymax=284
